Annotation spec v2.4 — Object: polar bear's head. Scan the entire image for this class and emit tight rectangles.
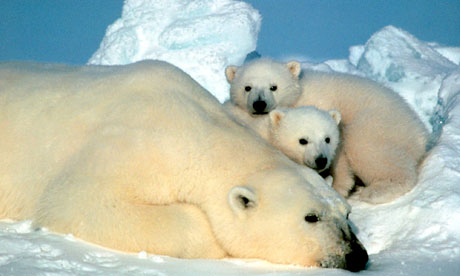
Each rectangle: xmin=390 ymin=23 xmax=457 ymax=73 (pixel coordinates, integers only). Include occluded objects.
xmin=216 ymin=167 xmax=367 ymax=271
xmin=269 ymin=106 xmax=341 ymax=173
xmin=226 ymin=58 xmax=302 ymax=115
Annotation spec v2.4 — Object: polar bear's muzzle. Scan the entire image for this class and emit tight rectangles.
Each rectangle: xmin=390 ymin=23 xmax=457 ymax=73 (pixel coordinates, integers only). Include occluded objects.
xmin=246 ymin=89 xmax=276 ymax=115
xmin=320 ymin=226 xmax=369 ymax=272
xmin=343 ymin=230 xmax=369 ymax=272
xmin=252 ymin=100 xmax=268 ymax=114
xmin=303 ymin=153 xmax=330 ymax=173
xmin=314 ymin=155 xmax=328 ymax=171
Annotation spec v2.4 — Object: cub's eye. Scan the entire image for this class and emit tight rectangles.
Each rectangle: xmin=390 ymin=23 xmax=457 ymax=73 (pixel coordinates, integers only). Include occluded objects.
xmin=270 ymin=85 xmax=277 ymax=91
xmin=325 ymin=137 xmax=330 ymax=144
xmin=299 ymin=138 xmax=308 ymax=145
xmin=305 ymin=214 xmax=320 ymax=223
xmin=244 ymin=86 xmax=252 ymax=92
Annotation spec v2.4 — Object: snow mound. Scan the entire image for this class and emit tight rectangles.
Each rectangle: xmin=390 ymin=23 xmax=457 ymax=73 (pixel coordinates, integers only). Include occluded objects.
xmin=304 ymin=26 xmax=460 ymax=138
xmin=434 ymin=45 xmax=460 ymax=65
xmin=88 ymin=0 xmax=260 ymax=102
xmin=352 ymin=26 xmax=458 ymax=131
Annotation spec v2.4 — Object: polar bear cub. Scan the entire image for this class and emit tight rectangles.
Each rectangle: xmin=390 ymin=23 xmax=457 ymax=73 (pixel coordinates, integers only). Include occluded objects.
xmin=225 ymin=58 xmax=301 ymax=115
xmin=297 ymin=71 xmax=429 ymax=204
xmin=268 ymin=106 xmax=341 ymax=176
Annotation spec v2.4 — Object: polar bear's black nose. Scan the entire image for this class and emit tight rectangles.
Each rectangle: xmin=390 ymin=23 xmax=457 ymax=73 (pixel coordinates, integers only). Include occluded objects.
xmin=252 ymin=100 xmax=267 ymax=113
xmin=344 ymin=232 xmax=369 ymax=272
xmin=315 ymin=156 xmax=327 ymax=170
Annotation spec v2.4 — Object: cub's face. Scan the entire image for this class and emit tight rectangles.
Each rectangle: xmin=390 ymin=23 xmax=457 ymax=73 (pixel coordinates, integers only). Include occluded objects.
xmin=269 ymin=107 xmax=341 ymax=173
xmin=226 ymin=59 xmax=302 ymax=115
xmin=225 ymin=167 xmax=368 ymax=271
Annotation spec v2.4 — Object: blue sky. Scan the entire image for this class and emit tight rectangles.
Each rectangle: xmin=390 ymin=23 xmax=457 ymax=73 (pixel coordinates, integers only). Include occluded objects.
xmin=248 ymin=0 xmax=460 ymax=61
xmin=1 ymin=0 xmax=459 ymax=64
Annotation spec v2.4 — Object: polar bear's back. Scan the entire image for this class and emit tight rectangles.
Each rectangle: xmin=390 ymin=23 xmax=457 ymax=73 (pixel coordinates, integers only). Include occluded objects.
xmin=298 ymin=71 xmax=409 ymax=123
xmin=297 ymin=71 xmax=428 ymax=154
xmin=0 ymin=60 xmax=222 ymax=122
xmin=0 ymin=61 xmax=273 ymax=219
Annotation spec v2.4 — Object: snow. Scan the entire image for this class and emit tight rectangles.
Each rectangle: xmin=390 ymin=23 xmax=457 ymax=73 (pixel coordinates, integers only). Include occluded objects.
xmin=2 ymin=1 xmax=460 ymax=275
xmin=311 ymin=26 xmax=459 ymax=134
xmin=434 ymin=46 xmax=460 ymax=66
xmin=88 ymin=0 xmax=260 ymax=102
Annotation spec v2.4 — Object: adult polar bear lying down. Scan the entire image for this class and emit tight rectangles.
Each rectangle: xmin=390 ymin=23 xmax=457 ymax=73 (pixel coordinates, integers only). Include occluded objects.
xmin=0 ymin=60 xmax=367 ymax=271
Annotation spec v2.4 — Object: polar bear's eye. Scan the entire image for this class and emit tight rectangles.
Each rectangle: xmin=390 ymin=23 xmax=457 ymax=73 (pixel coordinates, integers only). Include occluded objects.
xmin=270 ymin=85 xmax=277 ymax=91
xmin=325 ymin=137 xmax=331 ymax=144
xmin=299 ymin=138 xmax=308 ymax=145
xmin=305 ymin=214 xmax=320 ymax=223
xmin=244 ymin=86 xmax=252 ymax=92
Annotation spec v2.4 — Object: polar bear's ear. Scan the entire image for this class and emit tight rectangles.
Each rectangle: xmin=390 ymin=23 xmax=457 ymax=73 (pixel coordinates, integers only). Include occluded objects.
xmin=228 ymin=186 xmax=258 ymax=218
xmin=286 ymin=61 xmax=301 ymax=79
xmin=225 ymin=66 xmax=238 ymax=83
xmin=269 ymin=109 xmax=285 ymax=128
xmin=328 ymin=109 xmax=341 ymax=125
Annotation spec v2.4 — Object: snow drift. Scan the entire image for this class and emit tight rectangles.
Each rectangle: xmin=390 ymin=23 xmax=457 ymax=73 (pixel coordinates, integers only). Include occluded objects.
xmin=88 ymin=0 xmax=260 ymax=102
xmin=2 ymin=0 xmax=460 ymax=274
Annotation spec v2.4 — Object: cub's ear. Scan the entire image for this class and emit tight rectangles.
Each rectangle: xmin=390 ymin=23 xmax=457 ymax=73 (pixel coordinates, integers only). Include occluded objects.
xmin=328 ymin=109 xmax=341 ymax=125
xmin=225 ymin=66 xmax=238 ymax=83
xmin=269 ymin=109 xmax=285 ymax=128
xmin=286 ymin=61 xmax=301 ymax=79
xmin=228 ymin=186 xmax=258 ymax=218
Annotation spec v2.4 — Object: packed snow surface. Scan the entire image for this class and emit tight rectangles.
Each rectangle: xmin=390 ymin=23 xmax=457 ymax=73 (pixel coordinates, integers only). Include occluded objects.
xmin=2 ymin=0 xmax=460 ymax=275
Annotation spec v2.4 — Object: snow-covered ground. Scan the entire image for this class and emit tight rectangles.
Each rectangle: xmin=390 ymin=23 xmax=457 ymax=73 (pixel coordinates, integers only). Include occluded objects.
xmin=2 ymin=0 xmax=460 ymax=275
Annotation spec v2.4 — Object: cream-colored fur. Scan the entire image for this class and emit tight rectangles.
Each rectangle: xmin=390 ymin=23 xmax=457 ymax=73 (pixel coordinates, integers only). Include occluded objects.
xmin=297 ymin=71 xmax=429 ymax=204
xmin=224 ymin=58 xmax=428 ymax=204
xmin=0 ymin=61 xmax=367 ymax=270
xmin=268 ymin=106 xmax=341 ymax=175
xmin=225 ymin=105 xmax=341 ymax=178
xmin=223 ymin=101 xmax=272 ymax=140
xmin=224 ymin=58 xmax=301 ymax=117
xmin=222 ymin=58 xmax=302 ymax=142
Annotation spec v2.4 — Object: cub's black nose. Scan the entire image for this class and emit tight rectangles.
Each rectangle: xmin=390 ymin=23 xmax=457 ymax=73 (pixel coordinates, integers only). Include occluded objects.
xmin=315 ymin=156 xmax=327 ymax=170
xmin=252 ymin=100 xmax=267 ymax=113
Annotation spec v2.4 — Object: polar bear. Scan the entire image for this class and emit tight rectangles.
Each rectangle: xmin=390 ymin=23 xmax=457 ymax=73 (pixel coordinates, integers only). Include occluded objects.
xmin=224 ymin=105 xmax=341 ymax=179
xmin=224 ymin=58 xmax=302 ymax=116
xmin=268 ymin=106 xmax=341 ymax=176
xmin=297 ymin=71 xmax=429 ymax=204
xmin=224 ymin=58 xmax=428 ymax=204
xmin=0 ymin=61 xmax=368 ymax=271
xmin=223 ymin=57 xmax=302 ymax=140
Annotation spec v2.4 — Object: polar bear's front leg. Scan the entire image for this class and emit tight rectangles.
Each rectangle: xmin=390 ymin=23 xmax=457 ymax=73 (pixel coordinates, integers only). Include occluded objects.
xmin=36 ymin=200 xmax=227 ymax=258
xmin=97 ymin=203 xmax=228 ymax=258
xmin=351 ymin=147 xmax=418 ymax=204
xmin=31 ymin=137 xmax=226 ymax=258
xmin=331 ymin=149 xmax=355 ymax=198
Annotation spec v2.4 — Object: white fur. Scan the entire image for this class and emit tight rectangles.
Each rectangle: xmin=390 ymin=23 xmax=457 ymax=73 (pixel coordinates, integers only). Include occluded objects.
xmin=0 ymin=61 xmax=367 ymax=270
xmin=224 ymin=58 xmax=428 ymax=204
xmin=297 ymin=71 xmax=429 ymax=204
xmin=225 ymin=58 xmax=301 ymax=116
xmin=269 ymin=106 xmax=341 ymax=174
